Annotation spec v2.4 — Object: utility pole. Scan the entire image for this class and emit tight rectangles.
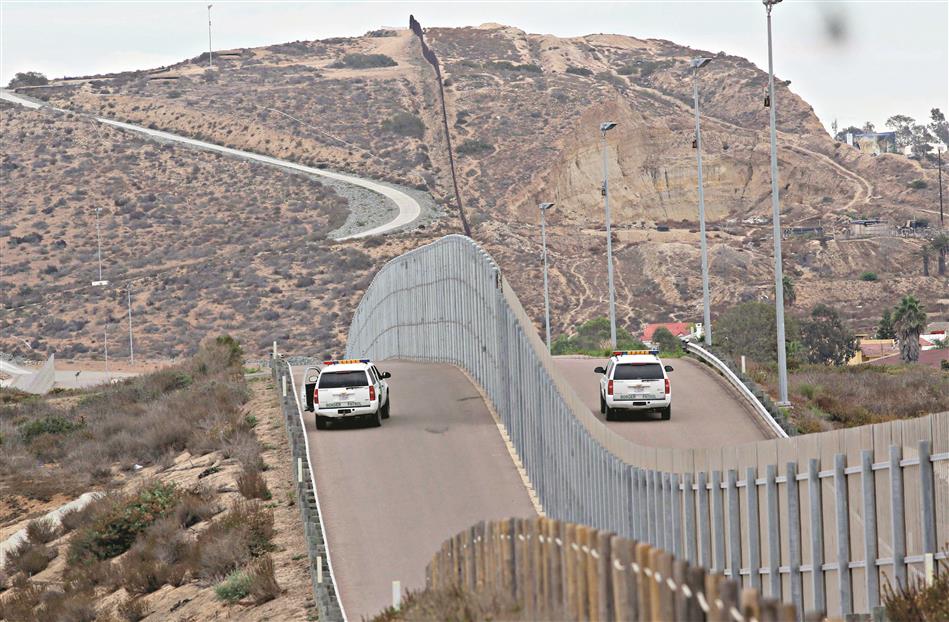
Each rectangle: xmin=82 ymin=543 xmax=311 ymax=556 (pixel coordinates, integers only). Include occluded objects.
xmin=127 ymin=284 xmax=135 ymax=364
xmin=600 ymin=122 xmax=618 ymax=349
xmin=938 ymin=147 xmax=944 ymax=227
xmin=764 ymin=0 xmax=790 ymax=406
xmin=91 ymin=207 xmax=110 ymax=378
xmin=539 ymin=203 xmax=555 ymax=352
xmin=207 ymin=4 xmax=214 ymax=69
xmin=691 ymin=57 xmax=713 ymax=347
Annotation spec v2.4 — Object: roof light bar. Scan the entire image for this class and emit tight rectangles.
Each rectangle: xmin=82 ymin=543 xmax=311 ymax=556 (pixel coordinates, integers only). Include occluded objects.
xmin=611 ymin=350 xmax=660 ymax=357
xmin=322 ymin=359 xmax=371 ymax=366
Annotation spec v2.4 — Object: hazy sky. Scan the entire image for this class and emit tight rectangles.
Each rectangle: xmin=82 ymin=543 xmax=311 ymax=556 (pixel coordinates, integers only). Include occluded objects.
xmin=2 ymin=1 xmax=947 ymax=133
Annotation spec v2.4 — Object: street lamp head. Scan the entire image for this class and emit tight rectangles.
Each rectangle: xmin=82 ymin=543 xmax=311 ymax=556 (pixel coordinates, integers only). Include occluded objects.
xmin=600 ymin=122 xmax=617 ymax=133
xmin=538 ymin=202 xmax=555 ymax=211
xmin=690 ymin=57 xmax=712 ymax=69
xmin=762 ymin=0 xmax=782 ymax=5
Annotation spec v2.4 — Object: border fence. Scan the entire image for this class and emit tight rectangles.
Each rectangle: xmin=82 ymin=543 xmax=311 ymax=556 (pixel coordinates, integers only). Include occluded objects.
xmin=427 ymin=516 xmax=801 ymax=621
xmin=346 ymin=234 xmax=947 ymax=618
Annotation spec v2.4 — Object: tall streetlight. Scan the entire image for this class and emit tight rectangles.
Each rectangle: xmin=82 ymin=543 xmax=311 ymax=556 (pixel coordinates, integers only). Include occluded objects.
xmin=764 ymin=0 xmax=790 ymax=405
xmin=91 ymin=207 xmax=110 ymax=379
xmin=691 ymin=57 xmax=713 ymax=347
xmin=207 ymin=5 xmax=214 ymax=69
xmin=600 ymin=121 xmax=619 ymax=349
xmin=539 ymin=202 xmax=555 ymax=352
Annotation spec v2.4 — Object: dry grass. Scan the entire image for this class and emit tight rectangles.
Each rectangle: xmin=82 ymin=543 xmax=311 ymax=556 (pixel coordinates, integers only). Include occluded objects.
xmin=25 ymin=517 xmax=59 ymax=544
xmin=2 ymin=541 xmax=56 ymax=576
xmin=116 ymin=596 xmax=149 ymax=622
xmin=370 ymin=583 xmax=538 ymax=621
xmin=883 ymin=556 xmax=949 ymax=621
xmin=237 ymin=467 xmax=272 ymax=500
xmin=247 ymin=555 xmax=281 ymax=604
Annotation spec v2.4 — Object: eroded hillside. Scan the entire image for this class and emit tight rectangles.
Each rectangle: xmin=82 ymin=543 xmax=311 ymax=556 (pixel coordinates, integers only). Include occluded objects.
xmin=6 ymin=24 xmax=946 ymax=356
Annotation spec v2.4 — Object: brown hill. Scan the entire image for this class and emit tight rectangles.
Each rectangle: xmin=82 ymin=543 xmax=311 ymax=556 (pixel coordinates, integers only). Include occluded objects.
xmin=5 ymin=25 xmax=947 ymax=359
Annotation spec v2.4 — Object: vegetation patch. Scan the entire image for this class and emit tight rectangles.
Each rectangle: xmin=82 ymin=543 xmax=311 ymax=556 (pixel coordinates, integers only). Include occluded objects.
xmin=382 ymin=111 xmax=425 ymax=138
xmin=552 ymin=317 xmax=647 ymax=357
xmin=456 ymin=139 xmax=494 ymax=156
xmin=329 ymin=53 xmax=397 ymax=69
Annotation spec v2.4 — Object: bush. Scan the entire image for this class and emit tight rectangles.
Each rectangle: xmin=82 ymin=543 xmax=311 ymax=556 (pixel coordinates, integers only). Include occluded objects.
xmin=174 ymin=485 xmax=219 ymax=527
xmin=456 ymin=139 xmax=493 ymax=156
xmin=565 ymin=66 xmax=593 ymax=76
xmin=194 ymin=500 xmax=274 ymax=580
xmin=714 ymin=302 xmax=798 ymax=363
xmin=117 ymin=596 xmax=149 ymax=622
xmin=328 ymin=53 xmax=397 ymax=69
xmin=883 ymin=555 xmax=949 ymax=621
xmin=215 ymin=570 xmax=252 ymax=603
xmin=8 ymin=71 xmax=48 ymax=88
xmin=18 ymin=414 xmax=83 ymax=443
xmin=3 ymin=541 xmax=56 ymax=575
xmin=551 ymin=317 xmax=645 ymax=356
xmin=26 ymin=518 xmax=59 ymax=544
xmin=382 ymin=111 xmax=425 ymax=138
xmin=908 ymin=179 xmax=928 ymax=190
xmin=860 ymin=271 xmax=879 ymax=281
xmin=248 ymin=555 xmax=280 ymax=603
xmin=67 ymin=481 xmax=179 ymax=564
xmin=652 ymin=327 xmax=683 ymax=355
xmin=237 ymin=468 xmax=272 ymax=500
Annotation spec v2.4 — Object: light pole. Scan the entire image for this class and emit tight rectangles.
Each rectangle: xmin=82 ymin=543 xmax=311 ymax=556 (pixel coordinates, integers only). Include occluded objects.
xmin=91 ymin=207 xmax=110 ymax=379
xmin=600 ymin=121 xmax=618 ymax=349
xmin=207 ymin=4 xmax=214 ymax=69
xmin=764 ymin=0 xmax=790 ymax=405
xmin=691 ymin=57 xmax=713 ymax=347
xmin=539 ymin=202 xmax=555 ymax=352
xmin=127 ymin=283 xmax=135 ymax=364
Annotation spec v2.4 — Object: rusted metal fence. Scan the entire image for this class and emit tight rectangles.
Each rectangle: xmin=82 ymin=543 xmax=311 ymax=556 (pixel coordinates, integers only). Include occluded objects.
xmin=427 ymin=517 xmax=801 ymax=621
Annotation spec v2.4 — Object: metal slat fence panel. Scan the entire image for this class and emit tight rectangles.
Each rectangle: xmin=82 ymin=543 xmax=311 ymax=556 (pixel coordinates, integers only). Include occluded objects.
xmin=344 ymin=235 xmax=947 ymax=618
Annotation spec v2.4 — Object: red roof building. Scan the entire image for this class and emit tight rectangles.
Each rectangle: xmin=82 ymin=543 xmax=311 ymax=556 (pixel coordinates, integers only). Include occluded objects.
xmin=642 ymin=322 xmax=692 ymax=343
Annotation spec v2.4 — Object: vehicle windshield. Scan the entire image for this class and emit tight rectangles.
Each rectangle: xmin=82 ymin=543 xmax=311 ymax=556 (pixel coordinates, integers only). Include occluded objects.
xmin=613 ymin=363 xmax=664 ymax=381
xmin=318 ymin=370 xmax=369 ymax=388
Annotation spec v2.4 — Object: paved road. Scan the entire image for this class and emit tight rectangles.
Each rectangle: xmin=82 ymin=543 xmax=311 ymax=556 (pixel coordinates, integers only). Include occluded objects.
xmin=291 ymin=361 xmax=535 ymax=620
xmin=553 ymin=356 xmax=771 ymax=448
xmin=0 ymin=89 xmax=421 ymax=240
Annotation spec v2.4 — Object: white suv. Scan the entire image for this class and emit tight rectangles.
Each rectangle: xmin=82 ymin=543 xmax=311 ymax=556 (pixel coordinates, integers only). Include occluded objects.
xmin=304 ymin=359 xmax=391 ymax=429
xmin=594 ymin=350 xmax=674 ymax=421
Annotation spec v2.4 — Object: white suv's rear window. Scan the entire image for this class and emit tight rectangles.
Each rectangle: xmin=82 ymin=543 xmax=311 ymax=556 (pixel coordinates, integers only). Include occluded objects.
xmin=318 ymin=371 xmax=369 ymax=388
xmin=614 ymin=363 xmax=663 ymax=380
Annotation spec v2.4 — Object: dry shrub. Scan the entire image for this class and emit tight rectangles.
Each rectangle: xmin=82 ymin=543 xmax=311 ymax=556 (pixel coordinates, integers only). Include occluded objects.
xmin=117 ymin=595 xmax=149 ymax=621
xmin=174 ymin=484 xmax=220 ymax=527
xmin=26 ymin=518 xmax=59 ymax=544
xmin=3 ymin=540 xmax=56 ymax=576
xmin=0 ymin=569 xmax=8 ymax=592
xmin=237 ymin=468 xmax=272 ymax=500
xmin=116 ymin=515 xmax=192 ymax=594
xmin=247 ymin=555 xmax=280 ymax=604
xmin=35 ymin=588 xmax=96 ymax=622
xmin=0 ymin=578 xmax=42 ymax=621
xmin=62 ymin=558 xmax=112 ymax=592
xmin=883 ymin=555 xmax=949 ymax=621
xmin=194 ymin=500 xmax=274 ymax=580
xmin=222 ymin=428 xmax=263 ymax=470
xmin=370 ymin=583 xmax=537 ymax=622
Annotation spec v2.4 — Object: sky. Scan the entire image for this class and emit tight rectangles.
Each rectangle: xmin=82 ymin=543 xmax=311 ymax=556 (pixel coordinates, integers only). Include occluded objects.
xmin=1 ymin=1 xmax=947 ymax=134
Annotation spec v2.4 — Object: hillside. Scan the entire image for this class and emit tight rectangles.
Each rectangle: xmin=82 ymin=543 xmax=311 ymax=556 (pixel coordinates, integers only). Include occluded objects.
xmin=5 ymin=24 xmax=947 ymax=360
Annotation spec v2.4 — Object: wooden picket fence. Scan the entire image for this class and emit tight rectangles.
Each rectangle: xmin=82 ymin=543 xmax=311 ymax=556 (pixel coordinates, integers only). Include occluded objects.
xmin=426 ymin=517 xmax=813 ymax=622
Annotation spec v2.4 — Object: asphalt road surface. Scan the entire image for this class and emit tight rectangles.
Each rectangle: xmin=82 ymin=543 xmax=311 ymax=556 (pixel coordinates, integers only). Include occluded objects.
xmin=292 ymin=361 xmax=535 ymax=620
xmin=553 ymin=356 xmax=771 ymax=448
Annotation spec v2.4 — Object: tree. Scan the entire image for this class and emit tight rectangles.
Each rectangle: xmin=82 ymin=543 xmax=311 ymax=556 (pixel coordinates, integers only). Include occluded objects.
xmin=876 ymin=309 xmax=895 ymax=340
xmin=892 ymin=296 xmax=926 ymax=363
xmin=932 ymin=234 xmax=949 ymax=276
xmin=782 ymin=275 xmax=796 ymax=307
xmin=713 ymin=301 xmax=798 ymax=363
xmin=930 ymin=108 xmax=949 ymax=145
xmin=886 ymin=115 xmax=916 ymax=149
xmin=835 ymin=125 xmax=862 ymax=142
xmin=831 ymin=119 xmax=839 ymax=139
xmin=862 ymin=121 xmax=876 ymax=133
xmin=800 ymin=304 xmax=858 ymax=366
xmin=652 ymin=327 xmax=683 ymax=355
xmin=551 ymin=317 xmax=644 ymax=355
xmin=7 ymin=71 xmax=48 ymax=88
xmin=917 ymin=245 xmax=933 ymax=277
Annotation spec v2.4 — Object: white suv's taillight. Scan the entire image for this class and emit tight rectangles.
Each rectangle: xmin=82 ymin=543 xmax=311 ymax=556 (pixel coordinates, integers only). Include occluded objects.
xmin=664 ymin=379 xmax=670 ymax=395
xmin=369 ymin=385 xmax=376 ymax=401
xmin=608 ymin=380 xmax=613 ymax=396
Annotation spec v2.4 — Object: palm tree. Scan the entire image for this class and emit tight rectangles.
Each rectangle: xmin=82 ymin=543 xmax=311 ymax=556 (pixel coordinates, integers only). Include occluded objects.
xmin=918 ymin=245 xmax=933 ymax=276
xmin=892 ymin=295 xmax=927 ymax=363
xmin=782 ymin=275 xmax=796 ymax=307
xmin=932 ymin=234 xmax=949 ymax=276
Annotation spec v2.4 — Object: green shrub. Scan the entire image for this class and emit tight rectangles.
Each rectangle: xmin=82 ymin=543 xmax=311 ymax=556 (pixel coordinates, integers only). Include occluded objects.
xmin=456 ymin=139 xmax=493 ymax=156
xmin=67 ymin=481 xmax=179 ymax=564
xmin=18 ymin=414 xmax=83 ymax=443
xmin=215 ymin=570 xmax=252 ymax=603
xmin=8 ymin=71 xmax=48 ymax=88
xmin=565 ymin=66 xmax=593 ymax=77
xmin=551 ymin=317 xmax=646 ymax=356
xmin=382 ymin=111 xmax=424 ymax=138
xmin=908 ymin=179 xmax=928 ymax=190
xmin=860 ymin=271 xmax=879 ymax=282
xmin=328 ymin=53 xmax=397 ymax=69
xmin=486 ymin=60 xmax=542 ymax=73
xmin=652 ymin=327 xmax=683 ymax=355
